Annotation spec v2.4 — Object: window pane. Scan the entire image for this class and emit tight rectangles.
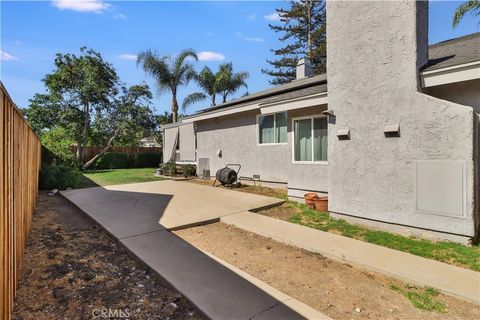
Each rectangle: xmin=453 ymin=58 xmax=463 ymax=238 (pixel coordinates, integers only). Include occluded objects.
xmin=314 ymin=117 xmax=328 ymax=161
xmin=275 ymin=112 xmax=287 ymax=143
xmin=259 ymin=115 xmax=275 ymax=144
xmin=294 ymin=119 xmax=312 ymax=161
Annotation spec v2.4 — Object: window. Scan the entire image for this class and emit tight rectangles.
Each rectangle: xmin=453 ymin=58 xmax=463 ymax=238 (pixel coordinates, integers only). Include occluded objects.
xmin=293 ymin=116 xmax=328 ymax=162
xmin=258 ymin=112 xmax=287 ymax=144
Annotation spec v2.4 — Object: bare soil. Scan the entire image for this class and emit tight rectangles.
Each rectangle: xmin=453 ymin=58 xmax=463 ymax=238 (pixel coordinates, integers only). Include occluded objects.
xmin=175 ymin=222 xmax=480 ymax=320
xmin=13 ymin=192 xmax=201 ymax=320
xmin=257 ymin=202 xmax=299 ymax=220
xmin=186 ymin=179 xmax=287 ymax=199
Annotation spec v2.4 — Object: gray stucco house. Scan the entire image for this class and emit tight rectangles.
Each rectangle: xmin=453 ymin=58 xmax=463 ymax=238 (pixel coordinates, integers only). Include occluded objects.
xmin=163 ymin=1 xmax=480 ymax=244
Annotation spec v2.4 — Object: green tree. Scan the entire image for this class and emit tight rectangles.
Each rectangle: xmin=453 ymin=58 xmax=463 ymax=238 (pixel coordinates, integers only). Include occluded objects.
xmin=182 ymin=66 xmax=218 ymax=109
xmin=83 ymin=84 xmax=155 ymax=170
xmin=25 ymin=47 xmax=119 ymax=166
xmin=40 ymin=126 xmax=76 ymax=165
xmin=137 ymin=49 xmax=197 ymax=122
xmin=182 ymin=63 xmax=249 ymax=109
xmin=216 ymin=63 xmax=249 ymax=103
xmin=262 ymin=0 xmax=326 ymax=85
xmin=453 ymin=0 xmax=480 ymax=27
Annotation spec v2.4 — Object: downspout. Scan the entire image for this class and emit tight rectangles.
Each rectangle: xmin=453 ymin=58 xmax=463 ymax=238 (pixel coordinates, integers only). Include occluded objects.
xmin=473 ymin=112 xmax=480 ymax=244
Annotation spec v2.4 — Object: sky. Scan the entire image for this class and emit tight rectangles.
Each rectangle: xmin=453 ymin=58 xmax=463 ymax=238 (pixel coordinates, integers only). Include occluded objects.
xmin=1 ymin=0 xmax=479 ymax=115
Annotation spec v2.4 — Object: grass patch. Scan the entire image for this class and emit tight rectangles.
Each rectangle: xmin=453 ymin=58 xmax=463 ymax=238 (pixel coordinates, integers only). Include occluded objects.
xmin=271 ymin=201 xmax=480 ymax=271
xmin=79 ymin=168 xmax=165 ymax=187
xmin=389 ymin=284 xmax=446 ymax=313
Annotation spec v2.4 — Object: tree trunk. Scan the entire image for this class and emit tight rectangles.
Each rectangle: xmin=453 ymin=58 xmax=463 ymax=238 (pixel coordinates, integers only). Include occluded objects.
xmin=211 ymin=94 xmax=216 ymax=106
xmin=78 ymin=102 xmax=90 ymax=166
xmin=222 ymin=92 xmax=228 ymax=103
xmin=82 ymin=127 xmax=121 ymax=170
xmin=171 ymin=94 xmax=178 ymax=123
xmin=76 ymin=139 xmax=83 ymax=167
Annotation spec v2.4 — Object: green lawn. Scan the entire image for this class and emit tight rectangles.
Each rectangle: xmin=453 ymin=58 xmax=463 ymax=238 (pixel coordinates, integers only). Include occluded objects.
xmin=79 ymin=168 xmax=165 ymax=187
xmin=389 ymin=285 xmax=446 ymax=313
xmin=285 ymin=201 xmax=480 ymax=271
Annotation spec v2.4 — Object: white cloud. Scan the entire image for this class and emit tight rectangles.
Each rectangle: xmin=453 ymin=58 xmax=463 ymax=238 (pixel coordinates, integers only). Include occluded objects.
xmin=244 ymin=36 xmax=264 ymax=43
xmin=197 ymin=51 xmax=225 ymax=61
xmin=119 ymin=54 xmax=137 ymax=61
xmin=0 ymin=50 xmax=18 ymax=61
xmin=52 ymin=0 xmax=111 ymax=13
xmin=113 ymin=13 xmax=126 ymax=20
xmin=264 ymin=12 xmax=281 ymax=21
xmin=235 ymin=32 xmax=264 ymax=43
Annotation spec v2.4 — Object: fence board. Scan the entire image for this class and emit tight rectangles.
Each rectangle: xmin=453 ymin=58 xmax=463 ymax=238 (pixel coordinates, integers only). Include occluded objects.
xmin=71 ymin=145 xmax=162 ymax=163
xmin=1 ymin=82 xmax=41 ymax=320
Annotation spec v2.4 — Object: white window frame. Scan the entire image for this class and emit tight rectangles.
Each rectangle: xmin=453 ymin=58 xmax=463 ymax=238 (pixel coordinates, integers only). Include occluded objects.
xmin=256 ymin=112 xmax=288 ymax=146
xmin=291 ymin=114 xmax=328 ymax=165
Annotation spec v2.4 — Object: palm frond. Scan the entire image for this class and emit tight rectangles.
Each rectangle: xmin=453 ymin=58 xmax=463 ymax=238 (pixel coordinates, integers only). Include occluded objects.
xmin=137 ymin=50 xmax=172 ymax=93
xmin=453 ymin=0 xmax=480 ymax=27
xmin=182 ymin=92 xmax=207 ymax=111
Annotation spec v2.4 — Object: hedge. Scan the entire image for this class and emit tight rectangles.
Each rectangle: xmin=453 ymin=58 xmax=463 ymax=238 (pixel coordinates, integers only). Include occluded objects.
xmin=133 ymin=153 xmax=162 ymax=168
xmin=94 ymin=152 xmax=129 ymax=169
xmin=39 ymin=164 xmax=82 ymax=190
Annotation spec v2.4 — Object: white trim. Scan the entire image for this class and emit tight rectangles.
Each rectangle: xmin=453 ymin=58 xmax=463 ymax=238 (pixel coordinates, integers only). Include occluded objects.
xmin=291 ymin=114 xmax=328 ymax=164
xmin=421 ymin=60 xmax=480 ymax=88
xmin=182 ymin=103 xmax=260 ymax=123
xmin=260 ymin=92 xmax=327 ymax=114
xmin=180 ymin=91 xmax=328 ymax=124
xmin=256 ymin=112 xmax=288 ymax=146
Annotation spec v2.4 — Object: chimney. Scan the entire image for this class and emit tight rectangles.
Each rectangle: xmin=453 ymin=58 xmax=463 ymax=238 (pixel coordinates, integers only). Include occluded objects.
xmin=296 ymin=58 xmax=313 ymax=80
xmin=326 ymin=0 xmax=429 ymax=92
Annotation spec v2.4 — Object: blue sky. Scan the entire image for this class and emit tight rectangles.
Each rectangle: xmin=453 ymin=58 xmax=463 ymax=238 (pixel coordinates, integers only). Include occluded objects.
xmin=1 ymin=1 xmax=478 ymax=114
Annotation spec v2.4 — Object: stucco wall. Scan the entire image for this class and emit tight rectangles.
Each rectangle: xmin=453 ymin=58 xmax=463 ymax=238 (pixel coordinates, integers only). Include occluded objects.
xmin=326 ymin=0 xmax=477 ymax=237
xmin=424 ymin=79 xmax=480 ymax=114
xmin=195 ymin=105 xmax=329 ymax=193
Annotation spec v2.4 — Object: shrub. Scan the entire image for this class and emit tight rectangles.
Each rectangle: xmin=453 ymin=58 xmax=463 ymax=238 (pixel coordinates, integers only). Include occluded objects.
xmin=160 ymin=162 xmax=176 ymax=176
xmin=133 ymin=153 xmax=162 ymax=168
xmin=40 ymin=127 xmax=75 ymax=165
xmin=39 ymin=164 xmax=81 ymax=190
xmin=182 ymin=164 xmax=196 ymax=178
xmin=94 ymin=152 xmax=129 ymax=169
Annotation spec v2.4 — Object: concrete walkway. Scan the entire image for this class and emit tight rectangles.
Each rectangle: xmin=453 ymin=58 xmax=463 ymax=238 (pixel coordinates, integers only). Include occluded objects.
xmin=61 ymin=182 xmax=307 ymax=319
xmin=199 ymin=248 xmax=331 ymax=320
xmin=222 ymin=211 xmax=480 ymax=305
xmin=63 ymin=180 xmax=283 ymax=230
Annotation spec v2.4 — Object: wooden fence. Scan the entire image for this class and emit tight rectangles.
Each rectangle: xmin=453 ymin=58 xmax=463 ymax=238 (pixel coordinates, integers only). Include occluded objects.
xmin=1 ymin=82 xmax=41 ymax=320
xmin=71 ymin=145 xmax=162 ymax=163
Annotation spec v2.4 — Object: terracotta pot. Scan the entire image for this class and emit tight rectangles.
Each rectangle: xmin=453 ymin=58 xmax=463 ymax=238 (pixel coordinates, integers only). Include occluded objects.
xmin=304 ymin=192 xmax=318 ymax=208
xmin=314 ymin=196 xmax=328 ymax=212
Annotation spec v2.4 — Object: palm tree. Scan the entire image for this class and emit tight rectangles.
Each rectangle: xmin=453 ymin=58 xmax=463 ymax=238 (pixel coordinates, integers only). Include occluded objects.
xmin=137 ymin=49 xmax=197 ymax=122
xmin=453 ymin=0 xmax=480 ymax=27
xmin=217 ymin=63 xmax=249 ymax=103
xmin=182 ymin=66 xmax=217 ymax=110
xmin=183 ymin=63 xmax=249 ymax=110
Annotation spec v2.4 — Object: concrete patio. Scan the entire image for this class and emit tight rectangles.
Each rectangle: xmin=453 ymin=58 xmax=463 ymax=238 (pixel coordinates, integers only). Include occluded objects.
xmin=62 ymin=180 xmax=283 ymax=230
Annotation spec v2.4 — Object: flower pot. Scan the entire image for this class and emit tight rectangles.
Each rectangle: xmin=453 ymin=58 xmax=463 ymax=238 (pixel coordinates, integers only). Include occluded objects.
xmin=314 ymin=196 xmax=328 ymax=212
xmin=304 ymin=192 xmax=318 ymax=208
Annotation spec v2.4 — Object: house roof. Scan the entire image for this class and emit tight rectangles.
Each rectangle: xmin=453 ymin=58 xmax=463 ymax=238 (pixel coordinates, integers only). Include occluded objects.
xmin=162 ymin=32 xmax=478 ymax=127
xmin=423 ymin=32 xmax=480 ymax=72
xmin=198 ymin=73 xmax=327 ymax=115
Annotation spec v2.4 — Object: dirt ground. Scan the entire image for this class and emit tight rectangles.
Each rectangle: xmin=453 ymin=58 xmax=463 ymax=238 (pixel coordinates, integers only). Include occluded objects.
xmin=13 ymin=192 xmax=201 ymax=320
xmin=175 ymin=222 xmax=480 ymax=320
xmin=186 ymin=179 xmax=287 ymax=199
